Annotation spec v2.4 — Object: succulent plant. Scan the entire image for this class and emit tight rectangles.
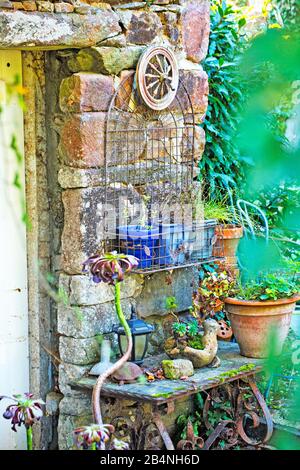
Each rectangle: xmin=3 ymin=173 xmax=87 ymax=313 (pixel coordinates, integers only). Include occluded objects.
xmin=0 ymin=393 xmax=44 ymax=450
xmin=82 ymin=251 xmax=139 ymax=285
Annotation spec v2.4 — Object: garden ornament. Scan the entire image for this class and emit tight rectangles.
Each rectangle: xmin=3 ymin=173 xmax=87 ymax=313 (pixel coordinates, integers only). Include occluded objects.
xmin=183 ymin=319 xmax=220 ymax=368
xmin=111 ymin=361 xmax=143 ymax=384
xmin=165 ymin=318 xmax=220 ymax=369
xmin=89 ymin=339 xmax=113 ymax=376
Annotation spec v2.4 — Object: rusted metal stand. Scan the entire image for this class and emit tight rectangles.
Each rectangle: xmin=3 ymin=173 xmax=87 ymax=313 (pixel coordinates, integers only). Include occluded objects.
xmin=198 ymin=376 xmax=273 ymax=450
xmin=73 ymin=343 xmax=274 ymax=450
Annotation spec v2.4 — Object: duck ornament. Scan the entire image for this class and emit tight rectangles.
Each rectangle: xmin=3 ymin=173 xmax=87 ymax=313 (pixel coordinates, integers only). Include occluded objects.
xmin=164 ymin=318 xmax=220 ymax=369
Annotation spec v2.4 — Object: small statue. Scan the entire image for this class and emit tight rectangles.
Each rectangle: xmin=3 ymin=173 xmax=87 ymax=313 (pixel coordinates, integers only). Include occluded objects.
xmin=89 ymin=339 xmax=113 ymax=376
xmin=164 ymin=318 xmax=220 ymax=369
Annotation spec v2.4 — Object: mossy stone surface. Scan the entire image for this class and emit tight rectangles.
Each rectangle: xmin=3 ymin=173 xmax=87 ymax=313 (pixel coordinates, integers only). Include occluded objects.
xmin=162 ymin=358 xmax=194 ymax=379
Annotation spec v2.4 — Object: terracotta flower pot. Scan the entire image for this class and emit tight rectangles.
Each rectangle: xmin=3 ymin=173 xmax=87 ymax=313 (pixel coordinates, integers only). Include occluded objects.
xmin=225 ymin=295 xmax=300 ymax=358
xmin=215 ymin=224 xmax=243 ymax=258
xmin=213 ymin=225 xmax=243 ymax=276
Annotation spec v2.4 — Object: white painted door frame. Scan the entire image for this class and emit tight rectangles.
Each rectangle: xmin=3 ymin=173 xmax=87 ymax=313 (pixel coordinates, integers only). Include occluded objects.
xmin=0 ymin=50 xmax=29 ymax=450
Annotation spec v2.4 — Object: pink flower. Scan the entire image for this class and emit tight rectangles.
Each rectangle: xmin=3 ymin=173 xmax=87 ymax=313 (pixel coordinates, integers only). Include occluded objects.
xmin=0 ymin=393 xmax=44 ymax=431
xmin=73 ymin=423 xmax=115 ymax=449
xmin=83 ymin=251 xmax=139 ymax=285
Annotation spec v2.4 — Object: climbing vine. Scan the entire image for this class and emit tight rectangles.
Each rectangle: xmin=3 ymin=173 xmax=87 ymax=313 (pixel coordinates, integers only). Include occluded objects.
xmin=199 ymin=0 xmax=248 ymax=198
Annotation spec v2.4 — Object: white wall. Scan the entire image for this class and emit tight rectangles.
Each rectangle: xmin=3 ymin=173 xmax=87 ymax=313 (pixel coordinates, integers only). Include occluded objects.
xmin=0 ymin=51 xmax=29 ymax=450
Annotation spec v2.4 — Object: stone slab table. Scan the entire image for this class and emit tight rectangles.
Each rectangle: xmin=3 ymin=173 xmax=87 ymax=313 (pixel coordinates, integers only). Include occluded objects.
xmin=72 ymin=342 xmax=274 ymax=450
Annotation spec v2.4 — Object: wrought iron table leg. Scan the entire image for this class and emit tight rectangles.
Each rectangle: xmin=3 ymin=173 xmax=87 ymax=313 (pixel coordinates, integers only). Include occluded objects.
xmin=153 ymin=413 xmax=175 ymax=450
xmin=243 ymin=377 xmax=274 ymax=444
xmin=202 ymin=376 xmax=274 ymax=449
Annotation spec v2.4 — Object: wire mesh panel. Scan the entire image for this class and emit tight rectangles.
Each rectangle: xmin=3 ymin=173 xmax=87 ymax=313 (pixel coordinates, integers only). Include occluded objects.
xmin=104 ymin=71 xmax=223 ymax=273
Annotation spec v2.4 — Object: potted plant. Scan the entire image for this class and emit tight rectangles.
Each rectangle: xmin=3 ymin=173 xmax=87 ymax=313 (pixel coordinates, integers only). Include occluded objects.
xmin=225 ymin=274 xmax=300 ymax=358
xmin=204 ymin=199 xmax=243 ymax=270
xmin=164 ymin=266 xmax=235 ymax=367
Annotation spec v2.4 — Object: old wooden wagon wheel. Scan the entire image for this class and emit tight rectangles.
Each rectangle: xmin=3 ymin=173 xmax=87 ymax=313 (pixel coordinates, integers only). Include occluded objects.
xmin=136 ymin=46 xmax=179 ymax=111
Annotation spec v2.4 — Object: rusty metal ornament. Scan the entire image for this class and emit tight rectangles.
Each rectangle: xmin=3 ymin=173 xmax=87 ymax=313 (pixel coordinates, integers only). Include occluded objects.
xmin=177 ymin=419 xmax=204 ymax=450
xmin=136 ymin=46 xmax=179 ymax=111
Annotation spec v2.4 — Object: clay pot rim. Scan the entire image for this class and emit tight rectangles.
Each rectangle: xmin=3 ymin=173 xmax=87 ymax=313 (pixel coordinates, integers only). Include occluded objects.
xmin=215 ymin=224 xmax=243 ymax=239
xmin=225 ymin=294 xmax=300 ymax=307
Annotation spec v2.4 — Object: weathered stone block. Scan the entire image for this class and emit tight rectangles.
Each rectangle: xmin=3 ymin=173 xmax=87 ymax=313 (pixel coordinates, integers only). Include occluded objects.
xmin=60 ymin=184 xmax=146 ymax=274
xmin=194 ymin=125 xmax=206 ymax=162
xmin=46 ymin=391 xmax=63 ymax=416
xmin=22 ymin=1 xmax=37 ymax=11
xmin=121 ymin=10 xmax=163 ymax=45
xmin=182 ymin=0 xmax=210 ymax=62
xmin=0 ymin=11 xmax=122 ymax=49
xmin=162 ymin=359 xmax=194 ymax=379
xmin=67 ymin=46 xmax=144 ymax=75
xmin=58 ymin=413 xmax=92 ymax=449
xmin=59 ymin=336 xmax=100 ymax=365
xmin=59 ymin=362 xmax=91 ymax=397
xmin=59 ymin=395 xmax=92 ymax=417
xmin=12 ymin=2 xmax=25 ymax=10
xmin=54 ymin=2 xmax=74 ymax=13
xmin=182 ymin=124 xmax=206 ymax=164
xmin=61 ymin=187 xmax=105 ymax=274
xmin=136 ymin=267 xmax=196 ymax=317
xmin=99 ymin=34 xmax=127 ymax=48
xmin=161 ymin=11 xmax=180 ymax=44
xmin=59 ymin=272 xmax=143 ymax=306
xmin=57 ymin=298 xmax=132 ymax=338
xmin=36 ymin=1 xmax=54 ymax=12
xmin=58 ymin=166 xmax=105 ymax=189
xmin=60 ymin=73 xmax=114 ymax=113
xmin=172 ymin=67 xmax=209 ymax=120
xmin=59 ymin=112 xmax=106 ymax=168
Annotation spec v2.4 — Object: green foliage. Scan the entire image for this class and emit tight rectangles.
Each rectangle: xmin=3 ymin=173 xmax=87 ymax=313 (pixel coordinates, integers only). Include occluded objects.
xmin=209 ymin=363 xmax=256 ymax=383
xmin=187 ymin=335 xmax=204 ymax=350
xmin=200 ymin=0 xmax=248 ymax=197
xmin=193 ymin=267 xmax=236 ymax=321
xmin=187 ymin=319 xmax=199 ymax=337
xmin=235 ymin=273 xmax=300 ymax=301
xmin=271 ymin=0 xmax=300 ymax=27
xmin=165 ymin=296 xmax=178 ymax=311
xmin=203 ymin=198 xmax=236 ymax=223
xmin=172 ymin=322 xmax=187 ymax=337
xmin=253 ymin=184 xmax=300 ymax=264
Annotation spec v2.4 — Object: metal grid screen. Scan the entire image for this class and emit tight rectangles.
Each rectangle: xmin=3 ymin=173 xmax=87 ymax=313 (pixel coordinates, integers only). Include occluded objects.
xmin=103 ymin=74 xmax=223 ymax=273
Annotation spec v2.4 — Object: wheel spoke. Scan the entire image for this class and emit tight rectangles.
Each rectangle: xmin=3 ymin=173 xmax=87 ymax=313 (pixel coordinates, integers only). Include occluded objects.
xmin=145 ymin=73 xmax=160 ymax=79
xmin=146 ymin=79 xmax=159 ymax=90
xmin=149 ymin=61 xmax=162 ymax=76
xmin=157 ymin=54 xmax=165 ymax=73
xmin=153 ymin=81 xmax=161 ymax=97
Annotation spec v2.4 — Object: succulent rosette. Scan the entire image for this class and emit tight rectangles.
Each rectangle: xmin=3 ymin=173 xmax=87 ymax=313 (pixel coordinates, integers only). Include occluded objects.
xmin=0 ymin=393 xmax=44 ymax=431
xmin=73 ymin=423 xmax=114 ymax=449
xmin=112 ymin=438 xmax=130 ymax=450
xmin=83 ymin=251 xmax=139 ymax=285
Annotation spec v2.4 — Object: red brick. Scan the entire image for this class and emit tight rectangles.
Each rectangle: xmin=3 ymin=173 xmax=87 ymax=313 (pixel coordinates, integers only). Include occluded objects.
xmin=182 ymin=1 xmax=210 ymax=63
xmin=60 ymin=73 xmax=114 ymax=113
xmin=59 ymin=113 xmax=106 ymax=168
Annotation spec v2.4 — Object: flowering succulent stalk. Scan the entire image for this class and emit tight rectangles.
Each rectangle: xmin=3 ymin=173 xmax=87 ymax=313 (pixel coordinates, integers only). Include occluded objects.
xmin=0 ymin=393 xmax=44 ymax=450
xmin=74 ymin=423 xmax=114 ymax=450
xmin=82 ymin=252 xmax=139 ymax=432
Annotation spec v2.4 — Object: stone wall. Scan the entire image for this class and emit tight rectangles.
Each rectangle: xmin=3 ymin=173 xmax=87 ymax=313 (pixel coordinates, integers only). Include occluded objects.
xmin=53 ymin=0 xmax=210 ymax=449
xmin=0 ymin=0 xmax=210 ymax=449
